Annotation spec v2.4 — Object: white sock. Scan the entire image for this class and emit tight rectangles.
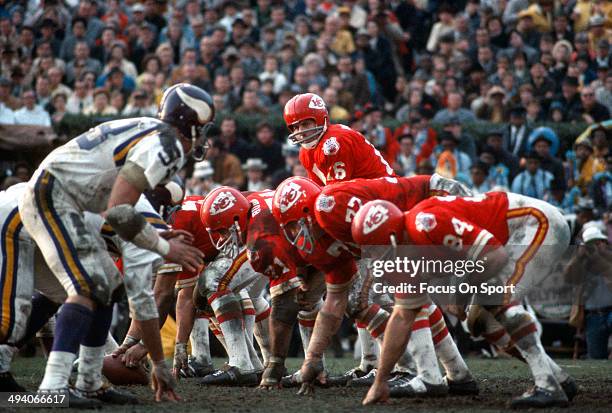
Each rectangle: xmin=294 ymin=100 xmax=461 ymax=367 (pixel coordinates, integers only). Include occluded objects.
xmin=407 ymin=309 xmax=443 ymax=385
xmin=499 ymin=307 xmax=561 ymax=392
xmin=39 ymin=351 xmax=77 ymax=390
xmin=357 ymin=327 xmax=378 ymax=370
xmin=545 ymin=354 xmax=569 ymax=383
xmin=243 ymin=313 xmax=264 ymax=371
xmin=75 ymin=345 xmax=105 ymax=392
xmin=0 ymin=345 xmax=16 ymax=373
xmin=298 ymin=308 xmax=326 ymax=370
xmin=190 ymin=318 xmax=212 ymax=365
xmin=435 ymin=334 xmax=470 ymax=381
xmin=218 ymin=318 xmax=254 ymax=372
xmin=103 ymin=333 xmax=119 ymax=355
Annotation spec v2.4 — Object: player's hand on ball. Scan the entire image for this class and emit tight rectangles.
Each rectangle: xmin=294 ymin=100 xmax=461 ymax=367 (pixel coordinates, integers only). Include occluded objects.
xmin=362 ymin=381 xmax=390 ymax=405
xmin=121 ymin=343 xmax=148 ymax=367
xmin=112 ymin=335 xmax=138 ymax=358
xmin=172 ymin=343 xmax=188 ymax=379
xmin=165 ymin=238 xmax=204 ymax=273
xmin=151 ymin=360 xmax=180 ymax=402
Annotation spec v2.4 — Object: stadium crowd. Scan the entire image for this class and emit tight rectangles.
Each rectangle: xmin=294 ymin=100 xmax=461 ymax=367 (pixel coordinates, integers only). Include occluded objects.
xmin=0 ymin=0 xmax=610 ymax=358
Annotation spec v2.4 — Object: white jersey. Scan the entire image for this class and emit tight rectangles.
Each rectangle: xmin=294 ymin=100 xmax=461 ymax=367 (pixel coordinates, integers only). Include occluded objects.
xmin=33 ymin=117 xmax=185 ymax=213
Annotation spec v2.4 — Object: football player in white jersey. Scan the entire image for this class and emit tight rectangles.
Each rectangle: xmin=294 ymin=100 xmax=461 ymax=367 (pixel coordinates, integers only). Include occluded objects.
xmin=16 ymin=83 xmax=213 ymax=404
xmin=0 ymin=183 xmax=171 ymax=403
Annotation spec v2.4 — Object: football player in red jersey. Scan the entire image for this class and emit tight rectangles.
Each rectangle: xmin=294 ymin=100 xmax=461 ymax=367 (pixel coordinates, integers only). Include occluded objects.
xmin=312 ymin=175 xmax=477 ymax=395
xmin=283 ymin=93 xmax=396 ymax=186
xmin=272 ymin=176 xmax=459 ymax=396
xmin=353 ymin=195 xmax=577 ymax=408
xmin=200 ymin=187 xmax=331 ymax=389
xmin=166 ymin=195 xmax=219 ymax=379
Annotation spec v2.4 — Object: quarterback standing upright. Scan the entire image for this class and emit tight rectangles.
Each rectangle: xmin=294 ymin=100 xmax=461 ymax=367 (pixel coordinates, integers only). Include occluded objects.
xmin=281 ymin=93 xmax=399 ymax=393
xmin=17 ymin=83 xmax=213 ymax=404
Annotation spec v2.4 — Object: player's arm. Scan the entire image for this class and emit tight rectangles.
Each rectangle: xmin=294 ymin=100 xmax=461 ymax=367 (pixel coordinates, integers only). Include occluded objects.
xmin=173 ymin=286 xmax=196 ymax=378
xmin=105 ymin=171 xmax=203 ymax=273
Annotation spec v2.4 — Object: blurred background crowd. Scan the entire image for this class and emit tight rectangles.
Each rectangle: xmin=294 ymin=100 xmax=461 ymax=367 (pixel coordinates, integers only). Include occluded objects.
xmin=0 ymin=0 xmax=610 ymax=358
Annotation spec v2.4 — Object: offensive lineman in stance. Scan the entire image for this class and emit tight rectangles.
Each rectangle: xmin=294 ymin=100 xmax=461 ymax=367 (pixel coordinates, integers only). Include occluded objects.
xmin=17 ymin=83 xmax=213 ymax=404
xmin=353 ymin=196 xmax=577 ymax=408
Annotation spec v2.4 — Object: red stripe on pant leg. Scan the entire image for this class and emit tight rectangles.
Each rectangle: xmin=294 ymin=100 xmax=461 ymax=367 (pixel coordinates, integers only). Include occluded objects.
xmin=255 ymin=307 xmax=271 ymax=322
xmin=428 ymin=306 xmax=443 ymax=325
xmin=411 ymin=319 xmax=430 ymax=331
xmin=362 ymin=304 xmax=381 ymax=324
xmin=432 ymin=327 xmax=449 ymax=345
xmin=242 ymin=308 xmax=256 ymax=316
xmin=355 ymin=321 xmax=367 ymax=329
xmin=298 ymin=318 xmax=316 ymax=328
xmin=216 ymin=310 xmax=244 ymax=324
xmin=510 ymin=323 xmax=538 ymax=343
xmin=370 ymin=319 xmax=388 ymax=338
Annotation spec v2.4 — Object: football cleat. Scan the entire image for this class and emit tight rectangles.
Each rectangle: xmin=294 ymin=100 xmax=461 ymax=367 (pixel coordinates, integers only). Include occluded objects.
xmin=74 ymin=383 xmax=139 ymax=405
xmin=560 ymin=376 xmax=578 ymax=401
xmin=510 ymin=386 xmax=569 ymax=409
xmin=280 ymin=370 xmax=329 ymax=388
xmin=326 ymin=365 xmax=375 ymax=387
xmin=200 ymin=365 xmax=258 ymax=386
xmin=389 ymin=378 xmax=448 ymax=398
xmin=445 ymin=376 xmax=480 ymax=396
xmin=38 ymin=388 xmax=102 ymax=409
xmin=180 ymin=357 xmax=215 ymax=378
xmin=347 ymin=368 xmax=377 ymax=387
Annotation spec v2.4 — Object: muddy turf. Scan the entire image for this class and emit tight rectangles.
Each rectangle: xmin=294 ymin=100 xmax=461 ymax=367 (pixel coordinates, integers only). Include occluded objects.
xmin=8 ymin=357 xmax=612 ymax=412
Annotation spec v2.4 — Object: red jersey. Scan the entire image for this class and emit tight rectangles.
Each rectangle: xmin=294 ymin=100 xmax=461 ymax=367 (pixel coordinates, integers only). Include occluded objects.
xmin=245 ymin=190 xmax=306 ymax=296
xmin=298 ymin=232 xmax=359 ymax=289
xmin=404 ymin=193 xmax=510 ymax=260
xmin=169 ymin=195 xmax=219 ymax=280
xmin=314 ymin=176 xmax=433 ymax=243
xmin=299 ymin=124 xmax=396 ymax=186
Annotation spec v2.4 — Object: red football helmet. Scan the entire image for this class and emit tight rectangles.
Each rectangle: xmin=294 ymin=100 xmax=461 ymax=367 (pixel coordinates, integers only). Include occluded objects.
xmin=352 ymin=200 xmax=406 ymax=247
xmin=272 ymin=176 xmax=321 ymax=254
xmin=283 ymin=93 xmax=329 ymax=148
xmin=200 ymin=186 xmax=250 ymax=259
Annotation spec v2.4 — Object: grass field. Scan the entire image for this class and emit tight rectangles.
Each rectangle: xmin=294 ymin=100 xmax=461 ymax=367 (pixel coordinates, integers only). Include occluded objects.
xmin=8 ymin=356 xmax=612 ymax=413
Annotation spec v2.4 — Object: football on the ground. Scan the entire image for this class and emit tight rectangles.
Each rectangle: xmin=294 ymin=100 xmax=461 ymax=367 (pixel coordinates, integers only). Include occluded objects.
xmin=102 ymin=355 xmax=149 ymax=386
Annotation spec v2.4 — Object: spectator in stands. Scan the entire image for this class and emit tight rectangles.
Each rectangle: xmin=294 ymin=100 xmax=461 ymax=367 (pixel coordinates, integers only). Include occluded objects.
xmin=564 ymin=226 xmax=612 ymax=359
xmin=220 ymin=117 xmax=251 ymax=163
xmin=469 ymin=161 xmax=492 ymax=194
xmin=396 ymin=133 xmax=417 ymax=177
xmin=528 ymin=128 xmax=567 ymax=192
xmin=14 ymin=89 xmax=50 ymax=126
xmin=485 ymin=130 xmax=520 ymax=180
xmin=250 ymin=121 xmax=284 ymax=176
xmin=242 ymin=158 xmax=270 ymax=192
xmin=50 ymin=92 xmax=67 ymax=125
xmin=433 ymin=91 xmax=476 ymax=124
xmin=503 ymin=105 xmax=532 ymax=157
xmin=122 ymin=89 xmax=156 ymax=116
xmin=206 ymin=129 xmax=244 ymax=189
xmin=66 ymin=79 xmax=93 ymax=114
xmin=579 ymin=85 xmax=611 ymax=123
xmin=433 ymin=131 xmax=472 ymax=180
xmin=65 ymin=41 xmax=102 ymax=85
xmin=511 ymin=151 xmax=554 ymax=200
xmin=187 ymin=160 xmax=219 ymax=197
xmin=83 ymin=88 xmax=117 ymax=116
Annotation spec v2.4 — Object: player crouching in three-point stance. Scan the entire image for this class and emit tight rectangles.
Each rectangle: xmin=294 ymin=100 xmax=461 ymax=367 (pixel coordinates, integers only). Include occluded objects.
xmin=16 ymin=83 xmax=213 ymax=405
xmin=352 ymin=193 xmax=577 ymax=408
